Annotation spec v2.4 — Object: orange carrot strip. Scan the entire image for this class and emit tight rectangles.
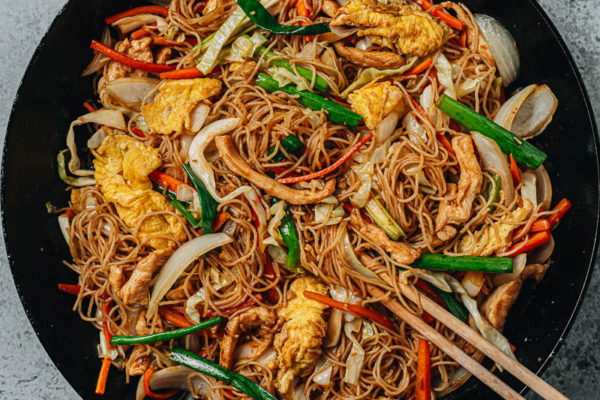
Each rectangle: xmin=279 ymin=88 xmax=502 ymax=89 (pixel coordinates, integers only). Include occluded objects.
xmin=416 ymin=338 xmax=432 ymax=400
xmin=404 ymin=58 xmax=433 ymax=76
xmin=277 ymin=134 xmax=372 ymax=184
xmin=547 ymin=198 xmax=571 ymax=228
xmin=460 ymin=29 xmax=467 ymax=47
xmin=506 ymin=230 xmax=551 ymax=256
xmin=83 ymin=102 xmax=96 ymax=113
xmin=58 ymin=283 xmax=81 ymax=295
xmin=510 ymin=154 xmax=521 ymax=185
xmin=412 ymin=0 xmax=464 ymax=30
xmin=90 ymin=40 xmax=175 ymax=73
xmin=159 ymin=66 xmax=204 ymax=80
xmin=211 ymin=211 xmax=228 ymax=232
xmin=95 ymin=358 xmax=112 ymax=395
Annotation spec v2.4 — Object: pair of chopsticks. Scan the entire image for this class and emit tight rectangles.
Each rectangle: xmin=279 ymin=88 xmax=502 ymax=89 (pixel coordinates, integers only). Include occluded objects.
xmin=361 ymin=259 xmax=569 ymax=400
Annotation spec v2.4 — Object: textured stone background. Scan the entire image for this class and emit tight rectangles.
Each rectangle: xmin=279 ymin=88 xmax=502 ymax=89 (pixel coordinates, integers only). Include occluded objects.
xmin=0 ymin=0 xmax=598 ymax=399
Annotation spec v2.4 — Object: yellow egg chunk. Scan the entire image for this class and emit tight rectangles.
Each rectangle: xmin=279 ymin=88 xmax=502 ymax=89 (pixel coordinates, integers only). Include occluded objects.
xmin=141 ymin=78 xmax=222 ymax=135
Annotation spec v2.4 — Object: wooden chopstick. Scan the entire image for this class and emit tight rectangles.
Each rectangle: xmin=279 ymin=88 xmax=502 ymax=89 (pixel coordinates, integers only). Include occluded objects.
xmin=367 ymin=284 xmax=526 ymax=400
xmin=359 ymin=253 xmax=569 ymax=400
xmin=394 ymin=280 xmax=569 ymax=400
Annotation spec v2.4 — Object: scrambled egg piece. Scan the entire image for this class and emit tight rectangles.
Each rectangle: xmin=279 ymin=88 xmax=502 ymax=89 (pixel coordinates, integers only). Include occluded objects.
xmin=274 ymin=276 xmax=328 ymax=398
xmin=330 ymin=0 xmax=451 ymax=57
xmin=94 ymin=135 xmax=186 ymax=249
xmin=141 ymin=78 xmax=222 ymax=135
xmin=348 ymin=80 xmax=410 ymax=131
xmin=458 ymin=199 xmax=533 ymax=256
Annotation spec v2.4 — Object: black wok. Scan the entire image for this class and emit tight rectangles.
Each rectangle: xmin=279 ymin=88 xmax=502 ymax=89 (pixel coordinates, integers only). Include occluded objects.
xmin=2 ymin=0 xmax=598 ymax=398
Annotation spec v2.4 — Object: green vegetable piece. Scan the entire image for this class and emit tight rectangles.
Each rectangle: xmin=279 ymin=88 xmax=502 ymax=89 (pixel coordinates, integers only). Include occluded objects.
xmin=268 ymin=134 xmax=305 ymax=162
xmin=432 ymin=287 xmax=469 ymax=323
xmin=170 ymin=199 xmax=202 ymax=228
xmin=182 ymin=164 xmax=219 ymax=234
xmin=411 ymin=254 xmax=513 ymax=274
xmin=437 ymin=94 xmax=547 ymax=170
xmin=170 ymin=347 xmax=277 ymax=400
xmin=278 ymin=209 xmax=302 ymax=272
xmin=364 ymin=197 xmax=405 ymax=240
xmin=152 ymin=182 xmax=190 ymax=207
xmin=485 ymin=173 xmax=502 ymax=213
xmin=255 ymin=46 xmax=329 ymax=92
xmin=235 ymin=0 xmax=330 ymax=35
xmin=110 ymin=317 xmax=222 ymax=346
xmin=256 ymin=73 xmax=362 ymax=130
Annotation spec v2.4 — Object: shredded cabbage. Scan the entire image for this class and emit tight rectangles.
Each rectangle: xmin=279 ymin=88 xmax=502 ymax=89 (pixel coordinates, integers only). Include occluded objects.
xmin=268 ymin=66 xmax=309 ymax=91
xmin=342 ymin=232 xmax=382 ymax=281
xmin=434 ymin=53 xmax=455 ymax=98
xmin=340 ymin=57 xmax=417 ymax=98
xmin=186 ymin=268 xmax=234 ymax=323
xmin=350 ymin=161 xmax=374 ymax=208
xmin=313 ymin=357 xmax=333 ymax=385
xmin=444 ymin=274 xmax=517 ymax=369
xmin=314 ymin=196 xmax=345 ymax=226
xmin=343 ymin=318 xmax=365 ymax=385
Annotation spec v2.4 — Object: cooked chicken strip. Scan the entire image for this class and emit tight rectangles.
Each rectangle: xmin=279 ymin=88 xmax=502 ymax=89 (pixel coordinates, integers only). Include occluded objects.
xmin=333 ymin=41 xmax=406 ymax=69
xmin=321 ymin=0 xmax=340 ymax=18
xmin=480 ymin=263 xmax=549 ymax=331
xmin=435 ymin=135 xmax=482 ymax=240
xmin=220 ymin=307 xmax=276 ymax=369
xmin=215 ymin=136 xmax=336 ymax=205
xmin=275 ymin=276 xmax=328 ymax=398
xmin=166 ymin=280 xmax=194 ymax=301
xmin=351 ymin=214 xmax=421 ymax=264
xmin=121 ymin=249 xmax=171 ymax=306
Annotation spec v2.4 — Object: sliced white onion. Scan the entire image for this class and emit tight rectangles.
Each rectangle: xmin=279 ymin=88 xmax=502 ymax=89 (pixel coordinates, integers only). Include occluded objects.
xmin=350 ymin=161 xmax=373 ymax=208
xmin=58 ymin=214 xmax=70 ymax=244
xmin=461 ymin=271 xmax=484 ymax=297
xmin=403 ymin=113 xmax=428 ymax=145
xmin=375 ymin=111 xmax=399 ymax=144
xmin=67 ymin=110 xmax=127 ymax=176
xmin=82 ymin=27 xmax=111 ymax=76
xmin=342 ymin=232 xmax=382 ymax=281
xmin=521 ymin=170 xmax=537 ymax=211
xmin=147 ymin=233 xmax=233 ymax=318
xmin=313 ymin=357 xmax=333 ymax=385
xmin=471 ymin=132 xmax=515 ymax=205
xmin=87 ymin=127 xmax=107 ymax=149
xmin=180 ymin=134 xmax=195 ymax=160
xmin=104 ymin=78 xmax=160 ymax=108
xmin=534 ymin=165 xmax=552 ymax=211
xmin=190 ymin=103 xmax=210 ymax=133
xmin=475 ymin=14 xmax=520 ymax=87
xmin=112 ymin=14 xmax=168 ymax=34
xmin=135 ymin=375 xmax=146 ymax=400
xmin=494 ymin=84 xmax=558 ymax=139
xmin=324 ymin=308 xmax=343 ymax=348
xmin=355 ymin=36 xmax=372 ymax=51
xmin=511 ymin=85 xmax=558 ymax=139
xmin=343 ymin=318 xmax=364 ymax=385
xmin=245 ymin=189 xmax=268 ymax=249
xmin=529 ymin=235 xmax=554 ymax=264
xmin=318 ymin=26 xmax=359 ymax=44
xmin=188 ymin=118 xmax=254 ymax=202
xmin=492 ymin=253 xmax=527 ymax=286
xmin=98 ymin=330 xmax=119 ymax=361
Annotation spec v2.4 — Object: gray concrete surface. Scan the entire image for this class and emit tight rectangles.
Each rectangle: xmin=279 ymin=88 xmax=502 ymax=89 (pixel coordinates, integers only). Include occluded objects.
xmin=0 ymin=0 xmax=598 ymax=398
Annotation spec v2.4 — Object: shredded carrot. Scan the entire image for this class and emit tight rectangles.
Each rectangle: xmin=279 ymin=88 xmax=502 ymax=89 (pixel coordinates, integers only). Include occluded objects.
xmin=342 ymin=203 xmax=373 ymax=224
xmin=295 ymin=0 xmax=313 ymax=42
xmin=83 ymin=102 xmax=96 ymax=113
xmin=143 ymin=369 xmax=179 ymax=399
xmin=102 ymin=302 xmax=114 ymax=350
xmin=105 ymin=6 xmax=169 ymax=25
xmin=436 ymin=133 xmax=456 ymax=156
xmin=90 ymin=40 xmax=175 ymax=73
xmin=460 ymin=29 xmax=467 ymax=47
xmin=211 ymin=211 xmax=228 ymax=231
xmin=547 ymin=198 xmax=571 ymax=228
xmin=410 ymin=97 xmax=428 ymax=120
xmin=412 ymin=0 xmax=464 ymax=30
xmin=152 ymin=36 xmax=198 ymax=46
xmin=510 ymin=154 xmax=521 ymax=185
xmin=514 ymin=219 xmax=551 ymax=236
xmin=506 ymin=230 xmax=551 ymax=256
xmin=58 ymin=283 xmax=81 ymax=295
xmin=65 ymin=209 xmax=75 ymax=219
xmin=148 ymin=170 xmax=193 ymax=193
xmin=158 ymin=307 xmax=194 ymax=328
xmin=159 ymin=66 xmax=204 ymax=80
xmin=404 ymin=57 xmax=433 ymax=76
xmin=130 ymin=27 xmax=155 ymax=40
xmin=414 ymin=280 xmax=447 ymax=309
xmin=95 ymin=358 xmax=112 ymax=395
xmin=277 ymin=133 xmax=372 ymax=184
xmin=304 ymin=290 xmax=397 ymax=333
xmin=416 ymin=338 xmax=432 ymax=400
